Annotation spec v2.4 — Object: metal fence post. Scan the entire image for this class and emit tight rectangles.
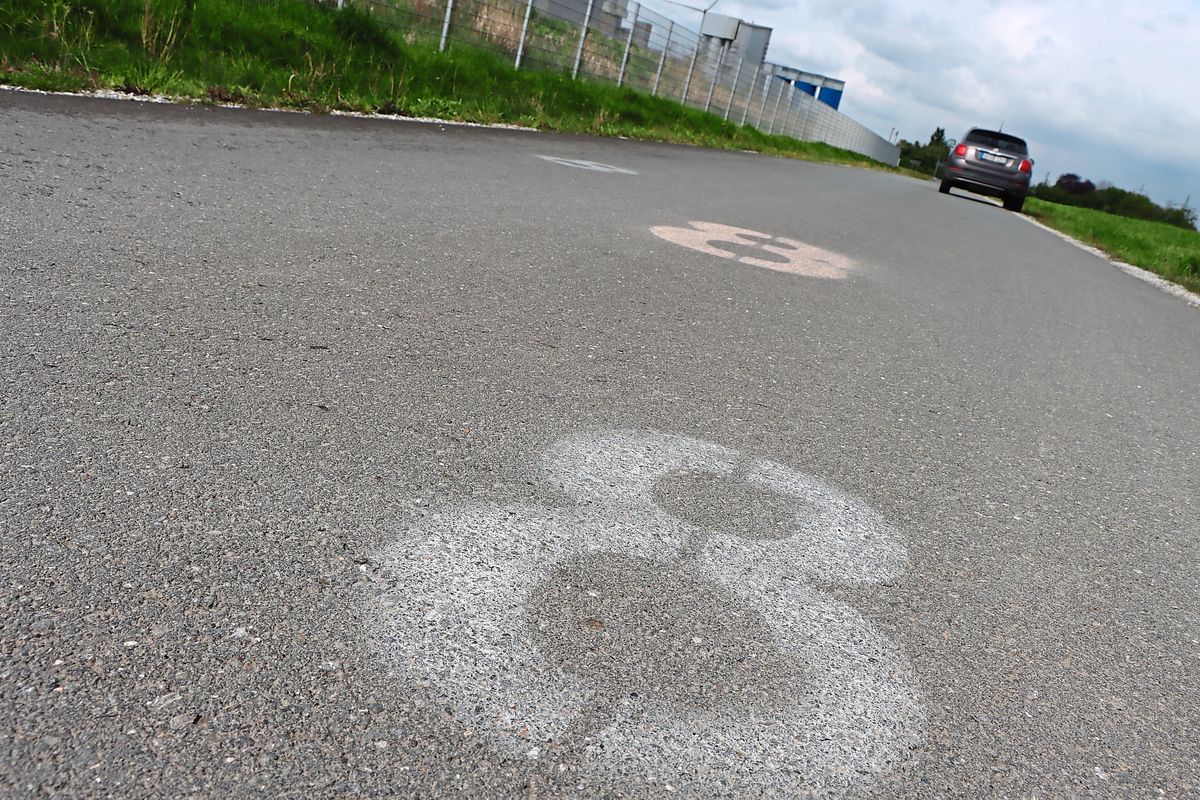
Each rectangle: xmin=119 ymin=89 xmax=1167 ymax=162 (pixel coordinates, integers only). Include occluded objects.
xmin=617 ymin=3 xmax=639 ymax=87
xmin=740 ymin=62 xmax=760 ymax=126
xmin=756 ymin=72 xmax=772 ymax=128
xmin=704 ymin=41 xmax=727 ymax=113
xmin=756 ymin=76 xmax=772 ymax=130
xmin=723 ymin=57 xmax=743 ymax=120
xmin=571 ymin=0 xmax=596 ymax=79
xmin=680 ymin=37 xmax=702 ymax=104
xmin=515 ymin=0 xmax=535 ymax=69
xmin=797 ymin=93 xmax=814 ymax=140
xmin=768 ymin=79 xmax=786 ymax=134
xmin=438 ymin=0 xmax=454 ymax=51
xmin=651 ymin=21 xmax=673 ymax=97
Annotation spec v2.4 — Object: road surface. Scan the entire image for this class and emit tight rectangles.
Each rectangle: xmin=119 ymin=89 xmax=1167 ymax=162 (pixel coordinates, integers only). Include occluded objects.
xmin=2 ymin=89 xmax=1198 ymax=798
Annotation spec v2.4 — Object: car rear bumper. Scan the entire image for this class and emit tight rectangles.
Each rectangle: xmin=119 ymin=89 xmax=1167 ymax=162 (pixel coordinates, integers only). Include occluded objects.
xmin=943 ymin=159 xmax=1030 ymax=197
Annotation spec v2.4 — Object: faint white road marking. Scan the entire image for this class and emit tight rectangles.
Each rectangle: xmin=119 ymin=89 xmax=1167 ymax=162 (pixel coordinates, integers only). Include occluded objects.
xmin=650 ymin=221 xmax=856 ymax=278
xmin=368 ymin=430 xmax=923 ymax=797
xmin=537 ymin=155 xmax=638 ymax=174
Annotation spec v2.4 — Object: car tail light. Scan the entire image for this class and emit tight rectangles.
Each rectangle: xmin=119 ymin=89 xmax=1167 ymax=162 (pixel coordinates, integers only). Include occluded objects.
xmin=954 ymin=143 xmax=968 ymax=157
xmin=1018 ymin=159 xmax=1032 ymax=173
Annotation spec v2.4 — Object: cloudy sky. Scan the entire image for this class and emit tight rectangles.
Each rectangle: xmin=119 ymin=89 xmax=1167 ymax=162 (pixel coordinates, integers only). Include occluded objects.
xmin=653 ymin=0 xmax=1200 ymax=207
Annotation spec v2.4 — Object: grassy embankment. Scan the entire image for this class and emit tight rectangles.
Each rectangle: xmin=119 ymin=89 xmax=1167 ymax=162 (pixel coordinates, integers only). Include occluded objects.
xmin=0 ymin=0 xmax=873 ymax=165
xmin=1024 ymin=198 xmax=1200 ymax=295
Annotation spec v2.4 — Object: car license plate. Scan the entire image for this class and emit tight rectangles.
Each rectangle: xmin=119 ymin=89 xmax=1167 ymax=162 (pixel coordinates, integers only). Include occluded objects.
xmin=979 ymin=151 xmax=1007 ymax=164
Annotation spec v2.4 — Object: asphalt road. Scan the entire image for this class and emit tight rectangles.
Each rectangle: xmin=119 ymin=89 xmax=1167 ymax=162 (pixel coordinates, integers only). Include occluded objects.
xmin=2 ymin=89 xmax=1198 ymax=799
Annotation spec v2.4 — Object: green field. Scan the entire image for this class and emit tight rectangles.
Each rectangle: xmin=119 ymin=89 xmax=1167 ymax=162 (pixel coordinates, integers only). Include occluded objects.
xmin=1024 ymin=198 xmax=1200 ymax=295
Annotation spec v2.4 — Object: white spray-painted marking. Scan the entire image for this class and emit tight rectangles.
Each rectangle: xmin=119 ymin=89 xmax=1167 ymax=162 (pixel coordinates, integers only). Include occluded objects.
xmin=650 ymin=221 xmax=856 ymax=279
xmin=536 ymin=155 xmax=639 ymax=174
xmin=368 ymin=430 xmax=923 ymax=797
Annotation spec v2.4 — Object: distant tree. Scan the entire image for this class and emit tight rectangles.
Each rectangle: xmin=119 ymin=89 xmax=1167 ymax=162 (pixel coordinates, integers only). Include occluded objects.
xmin=1054 ymin=173 xmax=1096 ymax=195
xmin=899 ymin=128 xmax=952 ymax=176
xmin=1031 ymin=175 xmax=1197 ymax=231
xmin=1161 ymin=202 xmax=1196 ymax=230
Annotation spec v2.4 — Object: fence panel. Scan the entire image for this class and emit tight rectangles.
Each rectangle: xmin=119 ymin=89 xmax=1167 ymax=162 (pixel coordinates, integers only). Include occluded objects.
xmin=335 ymin=0 xmax=899 ymax=164
xmin=357 ymin=0 xmax=447 ymax=50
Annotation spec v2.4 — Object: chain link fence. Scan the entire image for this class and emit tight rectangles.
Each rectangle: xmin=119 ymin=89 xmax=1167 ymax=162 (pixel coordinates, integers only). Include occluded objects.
xmin=332 ymin=0 xmax=899 ymax=165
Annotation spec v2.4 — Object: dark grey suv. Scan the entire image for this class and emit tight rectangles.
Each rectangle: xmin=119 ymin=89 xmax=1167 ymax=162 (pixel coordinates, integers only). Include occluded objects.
xmin=939 ymin=128 xmax=1033 ymax=212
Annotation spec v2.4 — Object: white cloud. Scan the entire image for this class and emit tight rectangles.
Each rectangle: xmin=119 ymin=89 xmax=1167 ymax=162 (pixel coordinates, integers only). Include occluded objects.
xmin=653 ymin=0 xmax=1200 ymax=206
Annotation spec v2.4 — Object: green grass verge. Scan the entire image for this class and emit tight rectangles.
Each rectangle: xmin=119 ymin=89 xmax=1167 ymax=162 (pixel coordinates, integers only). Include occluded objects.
xmin=1024 ymin=198 xmax=1200 ymax=296
xmin=0 ymin=0 xmax=878 ymax=167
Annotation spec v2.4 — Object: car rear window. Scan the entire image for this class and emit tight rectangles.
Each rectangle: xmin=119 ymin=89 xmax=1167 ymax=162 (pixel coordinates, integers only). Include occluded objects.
xmin=964 ymin=130 xmax=1028 ymax=154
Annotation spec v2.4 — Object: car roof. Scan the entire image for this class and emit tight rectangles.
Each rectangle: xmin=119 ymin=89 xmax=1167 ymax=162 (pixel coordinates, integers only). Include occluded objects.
xmin=963 ymin=128 xmax=1029 ymax=153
